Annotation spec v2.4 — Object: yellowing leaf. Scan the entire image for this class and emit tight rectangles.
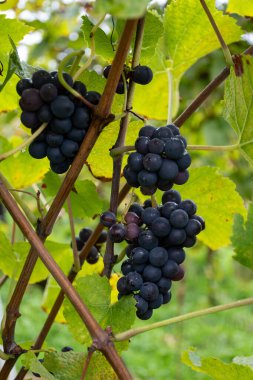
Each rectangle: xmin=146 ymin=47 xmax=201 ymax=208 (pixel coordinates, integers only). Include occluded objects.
xmin=92 ymin=0 xmax=149 ymax=19
xmin=175 ymin=167 xmax=246 ymax=250
xmin=227 ymin=0 xmax=253 ymax=17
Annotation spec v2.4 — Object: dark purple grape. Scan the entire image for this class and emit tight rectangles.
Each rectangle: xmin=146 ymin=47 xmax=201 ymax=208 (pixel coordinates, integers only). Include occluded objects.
xmin=157 ymin=179 xmax=173 ymax=191
xmin=71 ymin=237 xmax=84 ymax=251
xmin=183 ymin=235 xmax=197 ymax=248
xmin=127 ymin=152 xmax=144 ymax=172
xmin=135 ymin=136 xmax=150 ymax=154
xmin=168 ymin=228 xmax=186 ymax=246
xmin=177 ymin=152 xmax=191 ymax=171
xmin=109 ymin=223 xmax=126 ymax=243
xmin=139 ymin=125 xmax=156 ymax=138
xmin=20 ymin=88 xmax=43 ymax=112
xmin=170 ymin=266 xmax=185 ymax=281
xmin=128 ymin=203 xmax=143 ymax=217
xmin=134 ymin=294 xmax=149 ymax=314
xmin=117 ymin=277 xmax=131 ymax=295
xmin=61 ymin=346 xmax=74 ymax=352
xmin=161 ymin=202 xmax=178 ymax=219
xmin=167 ymin=247 xmax=185 ymax=264
xmin=66 ymin=128 xmax=86 ymax=143
xmin=157 ymin=277 xmax=172 ymax=294
xmin=162 ymin=260 xmax=179 ymax=278
xmin=138 ymin=170 xmax=157 ymax=187
xmin=185 ymin=219 xmax=202 ymax=236
xmin=143 ymin=265 xmax=162 ymax=282
xmin=143 ymin=153 xmax=163 ymax=172
xmin=138 ymin=230 xmax=158 ymax=250
xmin=124 ymin=212 xmax=140 ymax=225
xmin=143 ymin=199 xmax=152 ymax=209
xmin=100 ymin=211 xmax=116 ymax=227
xmin=126 ymin=271 xmax=143 ymax=291
xmin=72 ymin=107 xmax=90 ymax=129
xmin=158 ymin=159 xmax=178 ymax=180
xmin=21 ymin=111 xmax=40 ymax=129
xmin=52 ymin=72 xmax=74 ymax=93
xmin=166 ymin=123 xmax=180 ymax=136
xmin=177 ymin=135 xmax=187 ymax=148
xmin=140 ymin=282 xmax=159 ymax=301
xmin=50 ymin=118 xmax=72 ymax=134
xmin=60 ymin=140 xmax=79 ymax=158
xmin=50 ymin=160 xmax=70 ymax=174
xmin=149 ymin=247 xmax=168 ymax=267
xmin=103 ymin=65 xmax=111 ymax=79
xmin=140 ymin=185 xmax=158 ymax=195
xmin=162 ymin=190 xmax=181 ymax=205
xmin=73 ymin=81 xmax=87 ymax=96
xmin=191 ymin=215 xmax=205 ymax=230
xmin=121 ymin=260 xmax=133 ymax=275
xmin=32 ymin=70 xmax=52 ymax=88
xmin=151 ymin=217 xmax=171 ymax=238
xmin=37 ymin=105 xmax=53 ymax=123
xmin=85 ymin=91 xmax=101 ymax=105
xmin=50 ymin=96 xmax=75 ymax=119
xmin=16 ymin=78 xmax=33 ymax=95
xmin=123 ymin=165 xmax=139 ymax=187
xmin=87 ymin=246 xmax=99 ymax=264
xmin=79 ymin=228 xmax=92 ymax=243
xmin=136 ymin=308 xmax=153 ymax=320
xmin=96 ymin=230 xmax=107 ymax=244
xmin=39 ymin=83 xmax=58 ymax=102
xmin=132 ymin=263 xmax=146 ymax=274
xmin=126 ymin=244 xmax=136 ymax=258
xmin=47 ymin=146 xmax=66 ymax=164
xmin=131 ymin=247 xmax=149 ymax=265
xmin=174 ymin=170 xmax=189 ymax=185
xmin=179 ymin=200 xmax=197 ymax=216
xmin=148 ymin=138 xmax=165 ymax=154
xmin=153 ymin=127 xmax=173 ymax=139
xmin=29 ymin=141 xmax=47 ymax=159
xmin=125 ymin=223 xmax=140 ymax=241
xmin=116 ymin=81 xmax=128 ymax=94
xmin=149 ymin=293 xmax=163 ymax=309
xmin=169 ymin=209 xmax=189 ymax=228
xmin=46 ymin=131 xmax=64 ymax=147
xmin=141 ymin=207 xmax=160 ymax=225
xmin=132 ymin=65 xmax=153 ymax=85
xmin=162 ymin=291 xmax=172 ymax=304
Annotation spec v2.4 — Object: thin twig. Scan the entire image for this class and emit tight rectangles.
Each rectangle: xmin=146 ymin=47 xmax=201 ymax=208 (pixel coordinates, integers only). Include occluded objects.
xmin=80 ymin=348 xmax=95 ymax=380
xmin=66 ymin=195 xmax=80 ymax=272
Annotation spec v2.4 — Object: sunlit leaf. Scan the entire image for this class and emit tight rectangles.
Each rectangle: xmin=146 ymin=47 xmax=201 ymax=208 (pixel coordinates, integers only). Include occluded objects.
xmin=92 ymin=0 xmax=149 ymax=19
xmin=227 ymin=0 xmax=253 ymax=17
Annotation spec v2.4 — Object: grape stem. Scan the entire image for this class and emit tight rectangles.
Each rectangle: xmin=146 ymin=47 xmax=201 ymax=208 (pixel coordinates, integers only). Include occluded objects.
xmin=69 ymin=50 xmax=85 ymax=77
xmin=166 ymin=68 xmax=173 ymax=124
xmin=151 ymin=194 xmax=158 ymax=208
xmin=187 ymin=143 xmax=239 ymax=151
xmin=199 ymin=0 xmax=234 ymax=67
xmin=0 ymin=123 xmax=48 ymax=162
xmin=0 ymin=351 xmax=14 ymax=361
xmin=110 ymin=145 xmax=135 ymax=157
xmin=114 ymin=296 xmax=253 ymax=342
xmin=66 ymin=195 xmax=80 ymax=273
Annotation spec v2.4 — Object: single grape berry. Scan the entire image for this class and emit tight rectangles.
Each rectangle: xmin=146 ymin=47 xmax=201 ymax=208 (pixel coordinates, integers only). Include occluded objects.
xmin=162 ymin=190 xmax=181 ymax=205
xmin=166 ymin=123 xmax=180 ymax=136
xmin=179 ymin=200 xmax=197 ymax=216
xmin=157 ymin=277 xmax=172 ymax=294
xmin=72 ymin=107 xmax=90 ymax=129
xmin=29 ymin=142 xmax=47 ymax=159
xmin=158 ymin=159 xmax=178 ymax=180
xmin=138 ymin=230 xmax=158 ymax=250
xmin=117 ymin=277 xmax=131 ymax=295
xmin=128 ymin=203 xmax=143 ymax=217
xmin=100 ymin=211 xmax=116 ymax=227
xmin=16 ymin=78 xmax=33 ymax=95
xmin=164 ymin=138 xmax=185 ymax=160
xmin=149 ymin=247 xmax=168 ymax=267
xmin=139 ymin=125 xmax=156 ymax=138
xmin=143 ymin=153 xmax=163 ymax=172
xmin=167 ymin=248 xmax=186 ymax=264
xmin=161 ymin=202 xmax=178 ymax=218
xmin=149 ymin=294 xmax=163 ymax=309
xmin=142 ymin=265 xmax=162 ymax=282
xmin=32 ymin=69 xmax=52 ymax=88
xmin=132 ymin=65 xmax=153 ymax=85
xmin=50 ymin=118 xmax=72 ymax=134
xmin=50 ymin=96 xmax=75 ymax=119
xmin=151 ymin=217 xmax=171 ymax=238
xmin=21 ymin=111 xmax=40 ymax=129
xmin=177 ymin=153 xmax=192 ymax=171
xmin=71 ymin=237 xmax=84 ymax=251
xmin=126 ymin=271 xmax=143 ymax=291
xmin=85 ymin=91 xmax=101 ymax=105
xmin=37 ymin=105 xmax=53 ymax=123
xmin=140 ymin=282 xmax=159 ymax=302
xmin=47 ymin=147 xmax=66 ymax=164
xmin=86 ymin=246 xmax=99 ymax=264
xmin=134 ymin=294 xmax=149 ymax=314
xmin=163 ymin=291 xmax=172 ymax=304
xmin=127 ymin=152 xmax=144 ymax=172
xmin=136 ymin=308 xmax=153 ymax=320
xmin=185 ymin=219 xmax=202 ymax=236
xmin=174 ymin=170 xmax=189 ymax=185
xmin=79 ymin=228 xmax=92 ymax=243
xmin=73 ymin=81 xmax=87 ymax=96
xmin=153 ymin=127 xmax=173 ymax=139
xmin=170 ymin=266 xmax=185 ymax=281
xmin=141 ymin=207 xmax=160 ymax=225
xmin=132 ymin=247 xmax=149 ymax=265
xmin=191 ymin=215 xmax=205 ymax=230
xmin=169 ymin=209 xmax=189 ymax=228
xmin=162 ymin=260 xmax=179 ymax=278
xmin=66 ymin=128 xmax=86 ymax=143
xmin=123 ymin=166 xmax=139 ymax=187
xmin=50 ymin=160 xmax=70 ymax=174
xmin=61 ymin=346 xmax=74 ymax=352
xmin=121 ymin=260 xmax=133 ymax=275
xmin=40 ymin=83 xmax=58 ymax=102
xmin=135 ymin=136 xmax=150 ymax=155
xmin=125 ymin=223 xmax=140 ymax=241
xmin=46 ymin=132 xmax=64 ymax=147
xmin=138 ymin=170 xmax=157 ymax=187
xmin=124 ymin=211 xmax=140 ymax=225
xmin=148 ymin=138 xmax=165 ymax=154
xmin=20 ymin=88 xmax=43 ymax=112
xmin=60 ymin=140 xmax=79 ymax=157
xmin=109 ymin=223 xmax=126 ymax=243
xmin=96 ymin=230 xmax=108 ymax=244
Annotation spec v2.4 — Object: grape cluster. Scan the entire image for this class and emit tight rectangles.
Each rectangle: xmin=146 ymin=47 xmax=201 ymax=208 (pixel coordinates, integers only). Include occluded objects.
xmin=123 ymin=124 xmax=191 ymax=195
xmin=71 ymin=227 xmax=107 ymax=264
xmin=16 ymin=70 xmax=101 ymax=174
xmin=116 ymin=189 xmax=205 ymax=320
xmin=103 ymin=64 xmax=153 ymax=94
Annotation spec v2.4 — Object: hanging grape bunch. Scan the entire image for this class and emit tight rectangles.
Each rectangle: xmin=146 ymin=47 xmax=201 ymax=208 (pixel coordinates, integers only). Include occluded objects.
xmin=103 ymin=64 xmax=153 ymax=94
xmin=16 ymin=69 xmax=101 ymax=174
xmin=71 ymin=227 xmax=107 ymax=265
xmin=101 ymin=190 xmax=205 ymax=320
xmin=123 ymin=124 xmax=191 ymax=195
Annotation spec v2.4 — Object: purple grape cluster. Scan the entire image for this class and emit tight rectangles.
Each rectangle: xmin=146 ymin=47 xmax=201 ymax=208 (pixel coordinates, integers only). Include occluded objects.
xmin=71 ymin=227 xmax=107 ymax=264
xmin=16 ymin=69 xmax=101 ymax=174
xmin=123 ymin=124 xmax=191 ymax=195
xmin=116 ymin=190 xmax=205 ymax=320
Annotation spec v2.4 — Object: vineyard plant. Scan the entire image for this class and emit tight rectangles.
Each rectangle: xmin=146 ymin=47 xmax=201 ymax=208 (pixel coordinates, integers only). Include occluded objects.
xmin=1 ymin=0 xmax=253 ymax=379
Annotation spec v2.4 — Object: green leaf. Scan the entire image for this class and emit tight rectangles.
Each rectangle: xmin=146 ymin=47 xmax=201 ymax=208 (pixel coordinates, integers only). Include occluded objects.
xmin=182 ymin=348 xmax=253 ymax=379
xmin=22 ymin=352 xmax=55 ymax=380
xmin=43 ymin=351 xmax=117 ymax=380
xmin=92 ymin=0 xmax=149 ymax=19
xmin=232 ymin=203 xmax=253 ymax=270
xmin=0 ymin=0 xmax=19 ymax=10
xmin=87 ymin=120 xmax=143 ymax=180
xmin=223 ymin=56 xmax=253 ymax=167
xmin=0 ymin=151 xmax=49 ymax=189
xmin=69 ymin=180 xmax=104 ymax=218
xmin=0 ymin=232 xmax=16 ymax=272
xmin=63 ymin=274 xmax=136 ymax=350
xmin=81 ymin=16 xmax=114 ymax=62
xmin=227 ymin=0 xmax=253 ymax=17
xmin=174 ymin=167 xmax=246 ymax=250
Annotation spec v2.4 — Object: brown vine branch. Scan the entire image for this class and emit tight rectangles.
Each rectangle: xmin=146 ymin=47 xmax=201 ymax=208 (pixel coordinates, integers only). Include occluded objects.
xmin=0 ymin=180 xmax=132 ymax=380
xmin=67 ymin=195 xmax=80 ymax=272
xmin=80 ymin=347 xmax=95 ymax=380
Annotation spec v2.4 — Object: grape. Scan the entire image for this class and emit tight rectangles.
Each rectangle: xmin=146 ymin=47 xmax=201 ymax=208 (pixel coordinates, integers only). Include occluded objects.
xmin=124 ymin=212 xmax=140 ymax=225
xmin=47 ymin=147 xmax=66 ymax=164
xmin=143 ymin=199 xmax=152 ymax=208
xmin=50 ymin=118 xmax=72 ymax=134
xmin=177 ymin=135 xmax=187 ymax=148
xmin=96 ymin=230 xmax=107 ymax=244
xmin=73 ymin=81 xmax=87 ymax=96
xmin=127 ymin=152 xmax=144 ymax=172
xmin=50 ymin=160 xmax=70 ymax=174
xmin=134 ymin=295 xmax=149 ymax=314
xmin=162 ymin=189 xmax=181 ymax=205
xmin=125 ymin=223 xmax=140 ymax=241
xmin=162 ymin=260 xmax=179 ymax=278
xmin=109 ymin=223 xmax=126 ymax=243
xmin=126 ymin=271 xmax=143 ymax=291
xmin=66 ymin=128 xmax=85 ymax=143
xmin=39 ymin=83 xmax=58 ymax=102
xmin=149 ymin=294 xmax=163 ymax=309
xmin=52 ymin=72 xmax=73 ymax=93
xmin=16 ymin=78 xmax=33 ymax=95
xmin=169 ymin=209 xmax=189 ymax=228
xmin=135 ymin=136 xmax=150 ymax=154
xmin=164 ymin=137 xmax=185 ymax=160
xmin=85 ymin=91 xmax=101 ymax=105
xmin=100 ymin=211 xmax=116 ymax=227
xmin=61 ymin=346 xmax=73 ymax=352
xmin=136 ymin=308 xmax=153 ymax=320
xmin=191 ymin=215 xmax=205 ymax=230
xmin=157 ymin=179 xmax=173 ymax=191
xmin=167 ymin=247 xmax=186 ymax=264
xmin=21 ymin=111 xmax=40 ymax=129
xmin=157 ymin=277 xmax=172 ymax=294
xmin=143 ymin=153 xmax=163 ymax=172
xmin=174 ymin=170 xmax=189 ymax=185
xmin=29 ymin=142 xmax=47 ymax=159
xmin=143 ymin=265 xmax=162 ymax=282
xmin=139 ymin=125 xmax=156 ymax=138
xmin=126 ymin=244 xmax=136 ymax=258
xmin=117 ymin=277 xmax=131 ymax=295
xmin=79 ymin=228 xmax=92 ymax=243
xmin=138 ymin=170 xmax=157 ymax=187
xmin=151 ymin=217 xmax=171 ymax=238
xmin=140 ymin=186 xmax=157 ymax=195
xmin=50 ymin=96 xmax=75 ymax=119
xmin=71 ymin=237 xmax=84 ymax=251
xmin=87 ymin=246 xmax=99 ymax=264
xmin=149 ymin=247 xmax=168 ymax=267
xmin=128 ymin=203 xmax=143 ymax=217
xmin=103 ymin=65 xmax=111 ymax=79
xmin=141 ymin=207 xmax=160 ymax=225
xmin=168 ymin=228 xmax=186 ymax=246
xmin=148 ymin=138 xmax=165 ymax=154
xmin=131 ymin=247 xmax=149 ymax=265
xmin=166 ymin=123 xmax=180 ymax=136
xmin=132 ymin=65 xmax=153 ymax=85
xmin=178 ymin=199 xmax=197 ymax=216
xmin=46 ymin=131 xmax=64 ymax=147
xmin=158 ymin=159 xmax=178 ymax=180
xmin=185 ymin=219 xmax=202 ymax=236
xmin=32 ymin=70 xmax=52 ymax=88
xmin=162 ymin=291 xmax=172 ymax=304
xmin=72 ymin=107 xmax=90 ymax=129
xmin=170 ymin=266 xmax=185 ymax=281
xmin=183 ymin=235 xmax=196 ymax=248
xmin=140 ymin=282 xmax=159 ymax=301
xmin=121 ymin=260 xmax=133 ymax=275
xmin=161 ymin=202 xmax=178 ymax=218
xmin=138 ymin=230 xmax=158 ymax=250
xmin=116 ymin=81 xmax=127 ymax=94
xmin=123 ymin=166 xmax=139 ymax=187
xmin=33 ymin=131 xmax=46 ymax=142
xmin=60 ymin=140 xmax=79 ymax=157
xmin=153 ymin=127 xmax=173 ymax=139
xmin=132 ymin=263 xmax=146 ymax=274
xmin=20 ymin=88 xmax=43 ymax=112
xmin=177 ymin=152 xmax=191 ymax=171
xmin=37 ymin=105 xmax=53 ymax=123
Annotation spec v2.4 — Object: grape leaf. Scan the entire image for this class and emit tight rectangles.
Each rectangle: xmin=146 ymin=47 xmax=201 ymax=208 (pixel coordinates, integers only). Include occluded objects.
xmin=223 ymin=56 xmax=253 ymax=167
xmin=22 ymin=352 xmax=55 ymax=380
xmin=92 ymin=0 xmax=149 ymax=19
xmin=43 ymin=351 xmax=117 ymax=380
xmin=174 ymin=167 xmax=246 ymax=250
xmin=232 ymin=203 xmax=253 ymax=270
xmin=182 ymin=348 xmax=253 ymax=379
xmin=87 ymin=120 xmax=143 ymax=180
xmin=0 ymin=151 xmax=49 ymax=189
xmin=0 ymin=0 xmax=19 ymax=10
xmin=227 ymin=0 xmax=253 ymax=17
xmin=63 ymin=274 xmax=136 ymax=351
